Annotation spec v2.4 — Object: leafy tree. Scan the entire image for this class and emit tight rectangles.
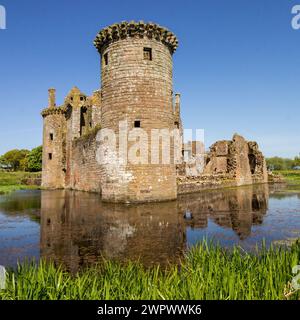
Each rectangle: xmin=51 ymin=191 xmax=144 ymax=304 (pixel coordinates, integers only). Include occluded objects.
xmin=0 ymin=149 xmax=29 ymax=171
xmin=26 ymin=146 xmax=42 ymax=172
xmin=293 ymin=156 xmax=300 ymax=167
xmin=266 ymin=156 xmax=300 ymax=170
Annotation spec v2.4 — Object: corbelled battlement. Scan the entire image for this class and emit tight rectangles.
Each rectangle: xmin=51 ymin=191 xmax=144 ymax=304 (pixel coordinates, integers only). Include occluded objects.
xmin=94 ymin=21 xmax=179 ymax=54
xmin=41 ymin=106 xmax=66 ymax=118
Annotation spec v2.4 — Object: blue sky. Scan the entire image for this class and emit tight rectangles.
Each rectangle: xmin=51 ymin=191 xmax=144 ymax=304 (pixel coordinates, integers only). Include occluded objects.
xmin=0 ymin=0 xmax=299 ymax=158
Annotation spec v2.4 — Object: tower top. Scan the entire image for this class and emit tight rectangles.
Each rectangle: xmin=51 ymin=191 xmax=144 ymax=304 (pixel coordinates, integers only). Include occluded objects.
xmin=94 ymin=21 xmax=179 ymax=54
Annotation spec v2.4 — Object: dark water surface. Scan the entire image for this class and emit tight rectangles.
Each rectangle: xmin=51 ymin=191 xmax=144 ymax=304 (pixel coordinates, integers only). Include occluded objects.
xmin=0 ymin=184 xmax=300 ymax=271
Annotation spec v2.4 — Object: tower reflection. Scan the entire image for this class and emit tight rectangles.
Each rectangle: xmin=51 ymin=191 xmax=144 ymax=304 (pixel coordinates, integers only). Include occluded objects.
xmin=41 ymin=185 xmax=269 ymax=271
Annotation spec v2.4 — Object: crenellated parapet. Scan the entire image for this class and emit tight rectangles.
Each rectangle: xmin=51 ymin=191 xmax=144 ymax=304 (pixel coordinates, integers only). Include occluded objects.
xmin=94 ymin=21 xmax=179 ymax=54
xmin=41 ymin=105 xmax=66 ymax=118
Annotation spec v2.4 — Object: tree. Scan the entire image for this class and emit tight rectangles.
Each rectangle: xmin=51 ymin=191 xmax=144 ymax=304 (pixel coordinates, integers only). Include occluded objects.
xmin=26 ymin=146 xmax=42 ymax=172
xmin=266 ymin=156 xmax=298 ymax=170
xmin=0 ymin=149 xmax=29 ymax=171
xmin=293 ymin=156 xmax=300 ymax=167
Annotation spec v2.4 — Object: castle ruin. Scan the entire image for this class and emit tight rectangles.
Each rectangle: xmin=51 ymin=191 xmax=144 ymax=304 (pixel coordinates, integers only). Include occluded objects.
xmin=41 ymin=21 xmax=268 ymax=203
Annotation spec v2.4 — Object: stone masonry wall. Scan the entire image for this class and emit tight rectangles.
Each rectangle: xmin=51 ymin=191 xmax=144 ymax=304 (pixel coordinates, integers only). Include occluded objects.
xmin=41 ymin=111 xmax=66 ymax=189
xmin=204 ymin=134 xmax=268 ymax=185
xmin=98 ymin=31 xmax=178 ymax=202
xmin=69 ymin=129 xmax=102 ymax=193
xmin=177 ymin=174 xmax=237 ymax=194
xmin=177 ymin=134 xmax=268 ymax=195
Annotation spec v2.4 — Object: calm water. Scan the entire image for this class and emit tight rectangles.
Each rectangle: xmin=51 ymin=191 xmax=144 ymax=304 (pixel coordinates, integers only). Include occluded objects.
xmin=0 ymin=184 xmax=300 ymax=271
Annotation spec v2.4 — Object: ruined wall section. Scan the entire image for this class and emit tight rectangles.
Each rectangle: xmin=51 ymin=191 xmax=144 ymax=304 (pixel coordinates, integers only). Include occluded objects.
xmin=248 ymin=141 xmax=268 ymax=183
xmin=204 ymin=134 xmax=259 ymax=185
xmin=177 ymin=174 xmax=237 ymax=194
xmin=230 ymin=134 xmax=253 ymax=186
xmin=178 ymin=134 xmax=268 ymax=195
xmin=64 ymin=87 xmax=101 ymax=190
xmin=204 ymin=140 xmax=231 ymax=174
xmin=69 ymin=129 xmax=102 ymax=193
xmin=89 ymin=90 xmax=102 ymax=127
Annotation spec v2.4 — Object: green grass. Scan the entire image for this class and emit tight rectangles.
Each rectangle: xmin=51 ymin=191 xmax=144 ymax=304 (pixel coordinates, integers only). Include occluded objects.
xmin=1 ymin=241 xmax=299 ymax=300
xmin=274 ymin=170 xmax=300 ymax=184
xmin=0 ymin=171 xmax=41 ymax=194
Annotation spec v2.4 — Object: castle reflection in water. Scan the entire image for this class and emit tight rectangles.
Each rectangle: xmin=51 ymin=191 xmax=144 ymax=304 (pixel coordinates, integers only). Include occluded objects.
xmin=40 ymin=184 xmax=269 ymax=272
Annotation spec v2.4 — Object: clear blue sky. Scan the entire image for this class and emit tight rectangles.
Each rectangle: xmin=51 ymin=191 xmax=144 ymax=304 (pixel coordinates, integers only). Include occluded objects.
xmin=0 ymin=0 xmax=299 ymax=158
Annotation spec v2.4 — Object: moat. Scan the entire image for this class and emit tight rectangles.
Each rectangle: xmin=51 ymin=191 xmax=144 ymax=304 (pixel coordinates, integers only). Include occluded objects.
xmin=0 ymin=184 xmax=300 ymax=271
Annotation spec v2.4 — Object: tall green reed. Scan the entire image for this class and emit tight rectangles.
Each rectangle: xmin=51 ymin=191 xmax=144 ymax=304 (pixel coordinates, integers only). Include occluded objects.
xmin=1 ymin=241 xmax=299 ymax=300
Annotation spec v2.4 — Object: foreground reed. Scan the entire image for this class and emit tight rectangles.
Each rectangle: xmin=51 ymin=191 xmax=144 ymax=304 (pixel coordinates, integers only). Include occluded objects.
xmin=1 ymin=241 xmax=299 ymax=300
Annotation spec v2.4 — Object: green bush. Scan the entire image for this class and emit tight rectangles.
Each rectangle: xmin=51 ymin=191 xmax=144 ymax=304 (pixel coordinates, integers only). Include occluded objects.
xmin=26 ymin=146 xmax=42 ymax=172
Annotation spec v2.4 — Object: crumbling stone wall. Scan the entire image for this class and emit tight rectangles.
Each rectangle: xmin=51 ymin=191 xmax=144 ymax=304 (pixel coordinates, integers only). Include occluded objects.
xmin=70 ymin=130 xmax=102 ymax=193
xmin=204 ymin=134 xmax=268 ymax=185
xmin=177 ymin=134 xmax=268 ymax=195
xmin=177 ymin=174 xmax=237 ymax=194
xmin=248 ymin=141 xmax=268 ymax=183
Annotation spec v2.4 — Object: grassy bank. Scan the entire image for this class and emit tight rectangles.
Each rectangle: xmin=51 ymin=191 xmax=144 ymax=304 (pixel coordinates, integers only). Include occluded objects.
xmin=274 ymin=170 xmax=300 ymax=184
xmin=1 ymin=242 xmax=299 ymax=300
xmin=0 ymin=171 xmax=41 ymax=194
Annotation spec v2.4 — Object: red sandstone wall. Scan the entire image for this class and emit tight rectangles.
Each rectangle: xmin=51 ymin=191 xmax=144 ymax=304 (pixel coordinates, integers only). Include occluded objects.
xmin=41 ymin=112 xmax=66 ymax=189
xmin=69 ymin=132 xmax=102 ymax=193
xmin=99 ymin=37 xmax=177 ymax=202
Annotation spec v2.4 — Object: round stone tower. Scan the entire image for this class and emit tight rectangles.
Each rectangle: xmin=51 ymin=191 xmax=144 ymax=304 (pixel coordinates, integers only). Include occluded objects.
xmin=41 ymin=89 xmax=66 ymax=189
xmin=94 ymin=21 xmax=179 ymax=203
